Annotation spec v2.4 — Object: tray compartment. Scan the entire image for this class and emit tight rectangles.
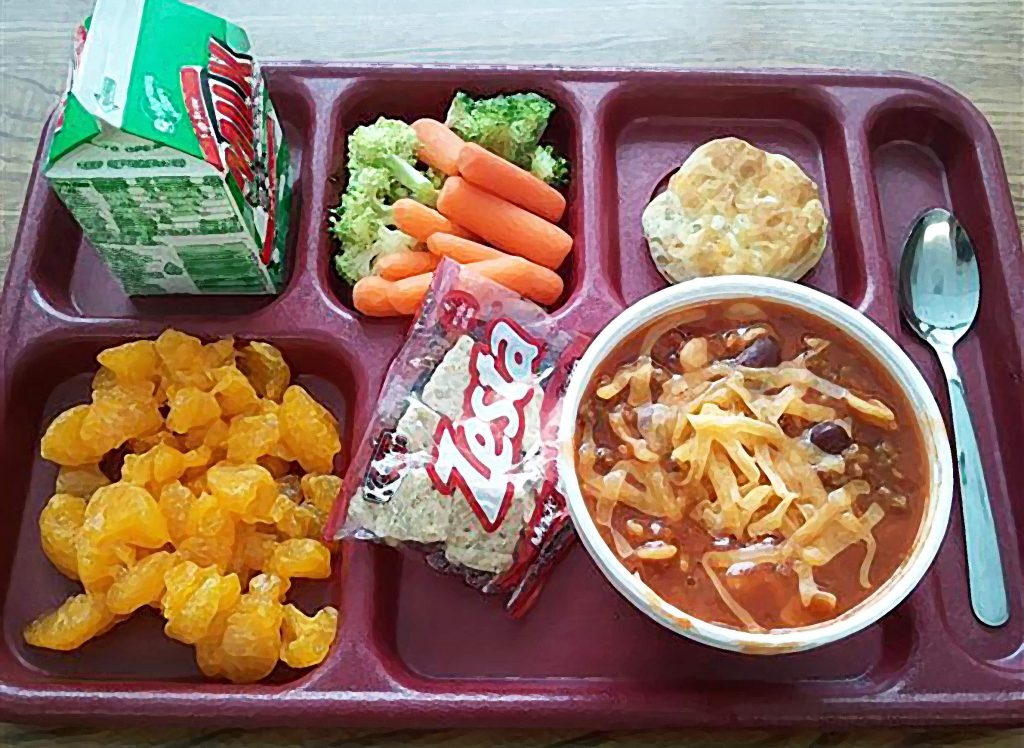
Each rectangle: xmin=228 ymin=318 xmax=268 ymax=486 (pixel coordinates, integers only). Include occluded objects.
xmin=869 ymin=104 xmax=1024 ymax=665
xmin=0 ymin=326 xmax=351 ymax=684
xmin=602 ymin=80 xmax=856 ymax=307
xmin=320 ymin=71 xmax=583 ymax=315
xmin=26 ymin=72 xmax=314 ymax=321
xmin=377 ymin=544 xmax=916 ymax=688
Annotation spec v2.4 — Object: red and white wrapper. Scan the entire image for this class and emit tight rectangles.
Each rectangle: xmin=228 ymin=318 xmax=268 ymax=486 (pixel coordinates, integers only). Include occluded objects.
xmin=327 ymin=260 xmax=588 ymax=614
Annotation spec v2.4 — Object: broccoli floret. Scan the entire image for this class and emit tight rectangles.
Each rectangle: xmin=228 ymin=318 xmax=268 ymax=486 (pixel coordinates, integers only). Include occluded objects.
xmin=530 ymin=144 xmax=569 ymax=187
xmin=446 ymin=91 xmax=556 ymax=170
xmin=330 ymin=118 xmax=437 ymax=282
xmin=426 ymin=166 xmax=447 ymax=191
xmin=332 ymin=225 xmax=415 ymax=283
xmin=348 ymin=117 xmax=437 ymax=206
xmin=329 ymin=166 xmax=415 ymax=284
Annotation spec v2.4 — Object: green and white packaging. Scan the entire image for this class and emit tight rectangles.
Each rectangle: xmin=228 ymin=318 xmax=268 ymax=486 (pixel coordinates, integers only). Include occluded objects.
xmin=46 ymin=0 xmax=291 ymax=295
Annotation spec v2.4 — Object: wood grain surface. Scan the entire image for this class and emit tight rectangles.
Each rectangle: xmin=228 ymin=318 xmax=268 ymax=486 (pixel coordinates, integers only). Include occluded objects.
xmin=0 ymin=0 xmax=1022 ymax=746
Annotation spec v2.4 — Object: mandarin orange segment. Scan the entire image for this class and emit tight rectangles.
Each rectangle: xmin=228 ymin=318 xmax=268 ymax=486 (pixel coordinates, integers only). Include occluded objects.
xmin=158 ymin=481 xmax=195 ymax=546
xmin=278 ymin=386 xmax=341 ymax=473
xmin=107 ymin=551 xmax=180 ymax=615
xmin=280 ymin=604 xmax=339 ymax=668
xmin=161 ymin=561 xmax=241 ymax=645
xmin=39 ymin=493 xmax=87 ymax=580
xmin=239 ymin=342 xmax=290 ymax=402
xmin=55 ymin=464 xmax=110 ymax=499
xmin=41 ymin=405 xmax=108 ymax=466
xmin=300 ymin=474 xmax=342 ymax=514
xmin=23 ymin=593 xmax=119 ymax=651
xmin=211 ymin=365 xmax=260 ymax=417
xmin=214 ymin=573 xmax=289 ymax=683
xmin=267 ymin=539 xmax=332 ymax=580
xmin=97 ymin=340 xmax=158 ymax=383
xmin=166 ymin=387 xmax=222 ymax=434
xmin=82 ymin=381 xmax=162 ymax=451
xmin=226 ymin=413 xmax=279 ymax=463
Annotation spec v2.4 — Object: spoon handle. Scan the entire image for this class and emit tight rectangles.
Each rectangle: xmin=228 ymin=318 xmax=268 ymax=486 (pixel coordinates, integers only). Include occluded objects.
xmin=935 ymin=343 xmax=1009 ymax=627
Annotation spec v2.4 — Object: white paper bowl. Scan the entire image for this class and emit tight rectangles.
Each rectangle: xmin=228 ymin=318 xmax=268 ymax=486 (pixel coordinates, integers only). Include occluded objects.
xmin=557 ymin=276 xmax=953 ymax=655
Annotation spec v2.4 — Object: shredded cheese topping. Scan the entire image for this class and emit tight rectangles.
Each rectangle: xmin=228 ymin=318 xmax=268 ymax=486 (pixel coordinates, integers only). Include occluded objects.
xmin=579 ymin=335 xmax=897 ymax=632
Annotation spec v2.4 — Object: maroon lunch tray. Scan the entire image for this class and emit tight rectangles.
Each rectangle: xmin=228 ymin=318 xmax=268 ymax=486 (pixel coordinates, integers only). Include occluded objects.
xmin=1 ymin=65 xmax=1022 ymax=729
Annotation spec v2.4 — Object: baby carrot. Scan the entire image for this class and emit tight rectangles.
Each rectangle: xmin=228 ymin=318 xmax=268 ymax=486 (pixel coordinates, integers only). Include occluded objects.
xmin=392 ymin=199 xmax=476 ymax=243
xmin=457 ymin=143 xmax=566 ymax=223
xmin=412 ymin=119 xmax=465 ymax=176
xmin=352 ymin=276 xmax=399 ymax=317
xmin=374 ymin=250 xmax=439 ymax=280
xmin=436 ymin=178 xmax=572 ymax=269
xmin=426 ymin=232 xmax=505 ymax=263
xmin=365 ymin=253 xmax=565 ymax=316
xmin=470 ymin=256 xmax=564 ymax=305
xmin=386 ymin=273 xmax=433 ymax=316
xmin=381 ymin=256 xmax=564 ymax=314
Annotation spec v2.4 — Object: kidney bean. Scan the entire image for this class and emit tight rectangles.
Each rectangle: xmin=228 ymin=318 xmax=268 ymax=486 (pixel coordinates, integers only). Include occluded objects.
xmin=808 ymin=421 xmax=853 ymax=454
xmin=732 ymin=336 xmax=781 ymax=367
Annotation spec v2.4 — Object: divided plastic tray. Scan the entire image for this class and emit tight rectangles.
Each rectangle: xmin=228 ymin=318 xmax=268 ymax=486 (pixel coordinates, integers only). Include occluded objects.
xmin=1 ymin=65 xmax=1022 ymax=728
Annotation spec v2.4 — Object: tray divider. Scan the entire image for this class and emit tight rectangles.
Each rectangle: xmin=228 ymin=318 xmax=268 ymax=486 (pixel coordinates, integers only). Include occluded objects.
xmin=266 ymin=77 xmax=361 ymax=329
xmin=556 ymin=81 xmax=626 ymax=331
xmin=839 ymin=112 xmax=901 ymax=333
xmin=292 ymin=541 xmax=407 ymax=692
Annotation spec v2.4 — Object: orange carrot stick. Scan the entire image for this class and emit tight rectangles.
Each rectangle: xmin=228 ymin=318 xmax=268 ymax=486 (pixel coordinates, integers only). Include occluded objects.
xmin=386 ymin=273 xmax=433 ymax=316
xmin=426 ymin=232 xmax=505 ymax=263
xmin=352 ymin=276 xmax=399 ymax=317
xmin=381 ymin=256 xmax=564 ymax=315
xmin=457 ymin=143 xmax=566 ymax=223
xmin=471 ymin=256 xmax=564 ymax=305
xmin=436 ymin=178 xmax=572 ymax=269
xmin=412 ymin=119 xmax=465 ymax=176
xmin=392 ymin=199 xmax=476 ymax=243
xmin=374 ymin=250 xmax=440 ymax=280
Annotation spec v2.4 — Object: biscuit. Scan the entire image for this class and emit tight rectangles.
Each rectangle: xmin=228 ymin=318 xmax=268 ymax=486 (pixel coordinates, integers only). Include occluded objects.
xmin=642 ymin=137 xmax=828 ymax=283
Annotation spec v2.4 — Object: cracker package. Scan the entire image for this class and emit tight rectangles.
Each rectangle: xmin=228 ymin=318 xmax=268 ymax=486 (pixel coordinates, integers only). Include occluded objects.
xmin=328 ymin=260 xmax=588 ymax=614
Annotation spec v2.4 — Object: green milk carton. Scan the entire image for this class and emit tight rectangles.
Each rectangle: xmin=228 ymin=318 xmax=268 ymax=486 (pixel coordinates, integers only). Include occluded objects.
xmin=46 ymin=0 xmax=291 ymax=295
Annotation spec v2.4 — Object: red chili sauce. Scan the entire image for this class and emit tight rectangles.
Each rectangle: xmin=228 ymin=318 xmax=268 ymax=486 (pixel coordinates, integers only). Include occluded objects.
xmin=574 ymin=300 xmax=928 ymax=630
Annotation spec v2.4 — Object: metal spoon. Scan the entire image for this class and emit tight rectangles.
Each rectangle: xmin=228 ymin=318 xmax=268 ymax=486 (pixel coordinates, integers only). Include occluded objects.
xmin=899 ymin=208 xmax=1009 ymax=627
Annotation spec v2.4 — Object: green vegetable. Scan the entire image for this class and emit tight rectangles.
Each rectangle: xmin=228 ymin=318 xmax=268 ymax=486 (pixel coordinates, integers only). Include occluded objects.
xmin=330 ymin=117 xmax=436 ymax=282
xmin=446 ymin=91 xmax=555 ymax=171
xmin=347 ymin=117 xmax=438 ymax=206
xmin=529 ymin=144 xmax=569 ymax=188
xmin=446 ymin=91 xmax=570 ymax=186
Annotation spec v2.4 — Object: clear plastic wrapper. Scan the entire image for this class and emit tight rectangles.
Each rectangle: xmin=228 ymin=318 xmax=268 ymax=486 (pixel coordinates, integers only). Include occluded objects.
xmin=327 ymin=260 xmax=587 ymax=614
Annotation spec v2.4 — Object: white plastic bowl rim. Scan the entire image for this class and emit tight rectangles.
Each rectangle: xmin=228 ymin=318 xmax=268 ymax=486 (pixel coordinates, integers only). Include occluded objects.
xmin=557 ymin=276 xmax=954 ymax=655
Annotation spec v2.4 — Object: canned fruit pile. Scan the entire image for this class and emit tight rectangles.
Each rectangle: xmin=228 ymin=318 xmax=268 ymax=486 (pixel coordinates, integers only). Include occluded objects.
xmin=24 ymin=330 xmax=341 ymax=683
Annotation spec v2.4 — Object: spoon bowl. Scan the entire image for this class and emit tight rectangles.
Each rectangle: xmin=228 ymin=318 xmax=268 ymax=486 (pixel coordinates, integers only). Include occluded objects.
xmin=899 ymin=208 xmax=980 ymax=345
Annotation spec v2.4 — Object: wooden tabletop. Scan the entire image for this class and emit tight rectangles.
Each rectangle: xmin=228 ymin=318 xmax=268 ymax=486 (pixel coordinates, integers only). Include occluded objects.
xmin=1 ymin=0 xmax=1022 ymax=745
